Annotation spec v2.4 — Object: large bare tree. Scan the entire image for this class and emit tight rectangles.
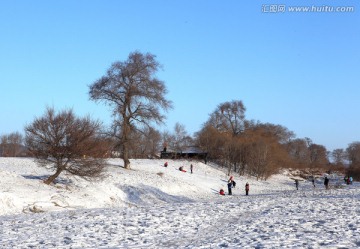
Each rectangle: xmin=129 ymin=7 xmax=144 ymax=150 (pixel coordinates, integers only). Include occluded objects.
xmin=25 ymin=107 xmax=107 ymax=185
xmin=89 ymin=51 xmax=172 ymax=169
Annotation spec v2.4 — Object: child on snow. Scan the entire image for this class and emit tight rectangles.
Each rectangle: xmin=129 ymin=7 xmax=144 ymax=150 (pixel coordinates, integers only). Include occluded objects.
xmin=219 ymin=189 xmax=225 ymax=195
xmin=179 ymin=166 xmax=186 ymax=172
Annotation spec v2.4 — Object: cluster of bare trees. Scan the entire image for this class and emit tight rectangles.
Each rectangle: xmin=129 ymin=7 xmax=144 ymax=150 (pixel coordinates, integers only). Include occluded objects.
xmin=195 ymin=100 xmax=360 ymax=180
xmin=0 ymin=132 xmax=26 ymax=157
xmin=196 ymin=100 xmax=293 ymax=180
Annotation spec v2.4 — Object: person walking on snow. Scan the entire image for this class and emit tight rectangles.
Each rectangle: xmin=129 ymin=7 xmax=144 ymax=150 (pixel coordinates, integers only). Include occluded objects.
xmin=324 ymin=176 xmax=329 ymax=190
xmin=190 ymin=164 xmax=193 ymax=174
xmin=245 ymin=182 xmax=250 ymax=195
xmin=295 ymin=179 xmax=299 ymax=190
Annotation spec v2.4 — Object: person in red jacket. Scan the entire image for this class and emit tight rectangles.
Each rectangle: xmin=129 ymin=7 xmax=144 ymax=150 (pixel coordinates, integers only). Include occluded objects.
xmin=245 ymin=182 xmax=250 ymax=196
xmin=219 ymin=189 xmax=225 ymax=195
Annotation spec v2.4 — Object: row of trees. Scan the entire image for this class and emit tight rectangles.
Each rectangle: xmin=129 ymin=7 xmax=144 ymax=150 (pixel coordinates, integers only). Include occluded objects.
xmin=1 ymin=51 xmax=360 ymax=184
xmin=195 ymin=100 xmax=360 ymax=180
xmin=196 ymin=101 xmax=333 ymax=180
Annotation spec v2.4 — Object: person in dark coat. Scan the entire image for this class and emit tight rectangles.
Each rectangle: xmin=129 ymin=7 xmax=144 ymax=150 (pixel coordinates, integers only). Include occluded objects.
xmin=245 ymin=182 xmax=249 ymax=195
xmin=295 ymin=179 xmax=299 ymax=190
xmin=227 ymin=180 xmax=233 ymax=195
xmin=324 ymin=176 xmax=329 ymax=189
xmin=190 ymin=164 xmax=193 ymax=174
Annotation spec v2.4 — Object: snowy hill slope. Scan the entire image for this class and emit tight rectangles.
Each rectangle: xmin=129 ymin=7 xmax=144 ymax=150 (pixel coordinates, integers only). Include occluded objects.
xmin=1 ymin=157 xmax=360 ymax=248
xmin=0 ymin=157 xmax=297 ymax=216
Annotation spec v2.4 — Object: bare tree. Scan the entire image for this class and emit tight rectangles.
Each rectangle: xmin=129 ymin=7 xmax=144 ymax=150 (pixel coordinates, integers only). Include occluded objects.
xmin=0 ymin=132 xmax=24 ymax=157
xmin=89 ymin=51 xmax=172 ymax=169
xmin=346 ymin=142 xmax=360 ymax=166
xmin=286 ymin=138 xmax=311 ymax=168
xmin=242 ymin=124 xmax=290 ymax=180
xmin=308 ymin=144 xmax=329 ymax=168
xmin=172 ymin=123 xmax=192 ymax=152
xmin=25 ymin=107 xmax=107 ymax=185
xmin=246 ymin=140 xmax=271 ymax=180
xmin=207 ymin=100 xmax=246 ymax=136
xmin=346 ymin=142 xmax=360 ymax=179
xmin=196 ymin=123 xmax=227 ymax=163
xmin=332 ymin=149 xmax=347 ymax=166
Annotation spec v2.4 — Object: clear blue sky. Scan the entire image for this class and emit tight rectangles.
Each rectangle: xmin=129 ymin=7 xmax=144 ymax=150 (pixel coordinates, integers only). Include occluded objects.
xmin=0 ymin=0 xmax=359 ymax=151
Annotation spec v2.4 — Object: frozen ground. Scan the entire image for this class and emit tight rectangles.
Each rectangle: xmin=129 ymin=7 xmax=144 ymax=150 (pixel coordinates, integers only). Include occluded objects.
xmin=1 ymin=157 xmax=359 ymax=248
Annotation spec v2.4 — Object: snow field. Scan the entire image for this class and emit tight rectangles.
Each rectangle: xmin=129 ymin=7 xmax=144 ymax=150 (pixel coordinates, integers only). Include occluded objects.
xmin=1 ymin=157 xmax=360 ymax=248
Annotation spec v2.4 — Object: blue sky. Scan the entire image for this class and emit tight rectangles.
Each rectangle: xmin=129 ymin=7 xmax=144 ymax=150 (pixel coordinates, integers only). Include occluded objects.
xmin=0 ymin=0 xmax=359 ymax=151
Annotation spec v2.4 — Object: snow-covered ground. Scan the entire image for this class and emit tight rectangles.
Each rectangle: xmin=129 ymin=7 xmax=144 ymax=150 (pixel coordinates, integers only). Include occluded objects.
xmin=1 ymin=157 xmax=359 ymax=248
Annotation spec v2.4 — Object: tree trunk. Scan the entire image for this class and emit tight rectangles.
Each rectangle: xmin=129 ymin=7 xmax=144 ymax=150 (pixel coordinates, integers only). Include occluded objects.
xmin=122 ymin=114 xmax=131 ymax=169
xmin=44 ymin=168 xmax=63 ymax=185
xmin=123 ymin=142 xmax=130 ymax=169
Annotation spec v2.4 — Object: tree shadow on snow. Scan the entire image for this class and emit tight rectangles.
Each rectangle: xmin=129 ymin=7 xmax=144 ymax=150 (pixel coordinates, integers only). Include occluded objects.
xmin=118 ymin=184 xmax=195 ymax=206
xmin=22 ymin=174 xmax=72 ymax=185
